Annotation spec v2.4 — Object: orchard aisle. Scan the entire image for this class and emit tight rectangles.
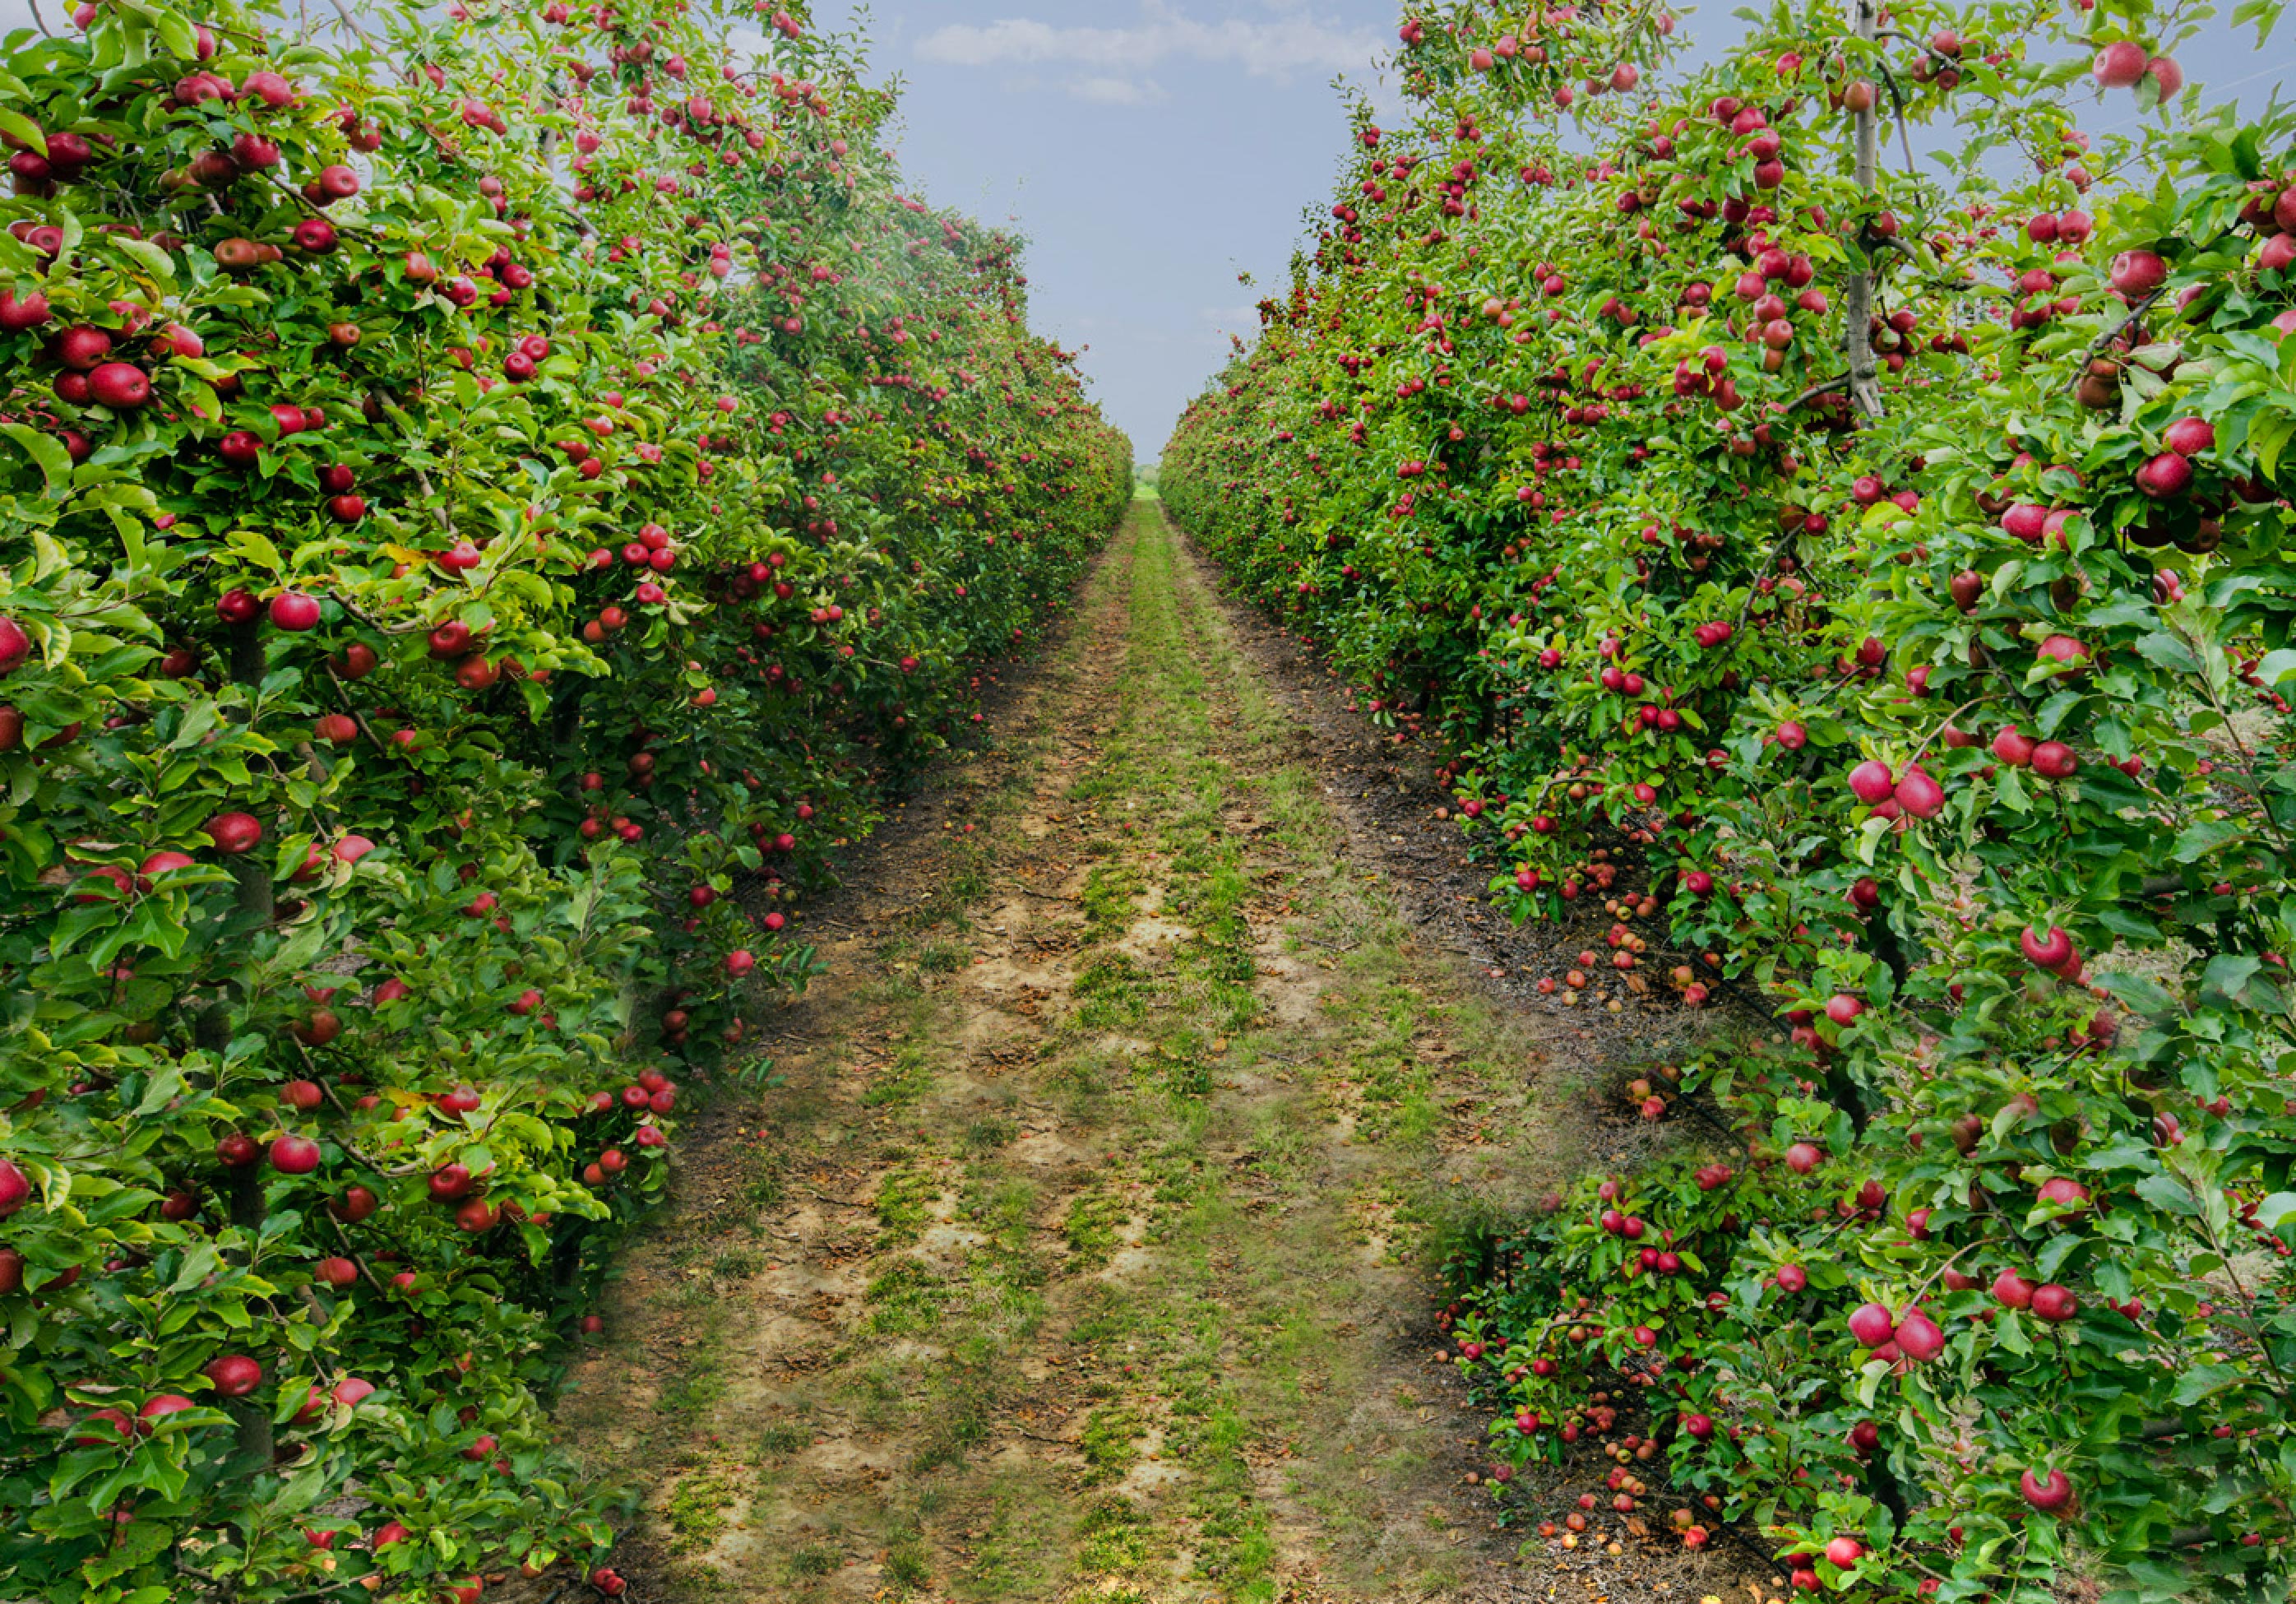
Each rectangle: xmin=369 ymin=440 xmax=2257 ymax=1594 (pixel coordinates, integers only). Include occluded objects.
xmin=553 ymin=503 xmax=1732 ymax=1603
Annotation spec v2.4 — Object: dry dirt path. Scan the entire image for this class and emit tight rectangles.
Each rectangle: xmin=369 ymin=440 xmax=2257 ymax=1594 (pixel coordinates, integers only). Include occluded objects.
xmin=551 ymin=501 xmax=1774 ymax=1604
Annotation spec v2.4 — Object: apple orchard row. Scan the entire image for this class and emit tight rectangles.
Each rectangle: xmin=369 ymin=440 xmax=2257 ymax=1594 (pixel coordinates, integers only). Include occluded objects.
xmin=0 ymin=1 xmax=1127 ymax=1600
xmin=1164 ymin=2 xmax=2294 ymax=1599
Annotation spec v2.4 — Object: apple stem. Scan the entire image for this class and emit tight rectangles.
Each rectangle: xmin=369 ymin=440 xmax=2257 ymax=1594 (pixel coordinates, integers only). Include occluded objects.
xmin=411 ymin=464 xmax=456 ymax=537
xmin=1733 ymin=529 xmax=1804 ymax=633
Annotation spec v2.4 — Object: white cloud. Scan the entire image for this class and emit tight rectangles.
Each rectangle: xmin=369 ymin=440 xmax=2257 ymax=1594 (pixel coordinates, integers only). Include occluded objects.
xmin=916 ymin=5 xmax=1385 ymax=86
xmin=1071 ymin=75 xmax=1168 ymax=105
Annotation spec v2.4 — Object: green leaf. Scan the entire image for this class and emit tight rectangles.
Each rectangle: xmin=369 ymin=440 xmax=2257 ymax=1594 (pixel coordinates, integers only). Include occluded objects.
xmin=2134 ymin=632 xmax=2201 ymax=675
xmin=2252 ymin=411 xmax=2295 ymax=482
xmin=1 ymin=421 xmax=72 ymax=496
xmin=2170 ymin=817 xmax=2241 ymax=863
xmin=227 ymin=529 xmax=285 ymax=573
xmin=107 ymin=234 xmax=177 ymax=285
xmin=2170 ymin=1363 xmax=2243 ymax=1407
xmin=0 ymin=106 xmax=44 ymax=155
xmin=2134 ymin=1173 xmax=2197 ymax=1217
xmin=2098 ymin=971 xmax=2175 ymax=1015
xmin=2201 ymin=953 xmax=2264 ymax=1006
xmin=2253 ymin=1192 xmax=2296 ymax=1234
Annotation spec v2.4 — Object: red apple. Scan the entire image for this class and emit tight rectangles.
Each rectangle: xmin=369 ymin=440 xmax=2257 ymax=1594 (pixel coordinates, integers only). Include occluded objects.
xmin=270 ymin=591 xmax=322 ymax=631
xmin=1848 ymin=759 xmax=1894 ymax=804
xmin=2030 ymin=741 xmax=2078 ymax=779
xmin=2135 ymin=452 xmax=2192 ymax=498
xmin=0 ymin=289 xmax=51 ymax=331
xmin=2163 ymin=416 xmax=2215 ymax=456
xmin=0 ymin=1158 xmax=30 ymax=1220
xmin=203 ymin=1353 xmax=263 ymax=1398
xmin=207 ymin=812 xmax=264 ymax=855
xmin=2109 ymin=249 xmax=2168 ymax=297
xmin=1992 ymin=727 xmax=2037 ymax=767
xmin=2031 ymin=1283 xmax=2081 ymax=1322
xmin=86 ymin=361 xmax=151 ymax=408
xmin=329 ymin=1185 xmax=379 ymax=1223
xmin=2020 ymin=1467 xmax=2072 ymax=1510
xmin=1895 ymin=1310 xmax=1945 ymax=1361
xmin=1894 ymin=767 xmax=1945 ymax=818
xmin=268 ymin=1134 xmax=322 ymax=1174
xmin=1848 ymin=1302 xmax=1896 ymax=1348
xmin=2092 ymin=40 xmax=2146 ymax=86
xmin=2021 ymin=925 xmax=2076 ymax=971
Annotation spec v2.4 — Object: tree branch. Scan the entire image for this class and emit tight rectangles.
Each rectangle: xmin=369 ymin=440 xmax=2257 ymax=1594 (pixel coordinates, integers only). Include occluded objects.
xmin=320 ymin=0 xmax=379 ymax=49
xmin=1786 ymin=373 xmax=1851 ymax=411
xmin=2064 ymin=285 xmax=2166 ymax=396
xmin=1875 ymin=63 xmax=1922 ymax=178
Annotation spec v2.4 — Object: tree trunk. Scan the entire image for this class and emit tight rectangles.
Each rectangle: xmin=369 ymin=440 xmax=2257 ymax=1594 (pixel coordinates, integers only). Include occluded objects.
xmin=1842 ymin=0 xmax=1886 ymax=423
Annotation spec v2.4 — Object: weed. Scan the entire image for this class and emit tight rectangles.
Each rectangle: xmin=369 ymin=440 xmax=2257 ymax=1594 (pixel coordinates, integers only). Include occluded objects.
xmin=1063 ymin=1189 xmax=1130 ymax=1268
xmin=874 ymin=1166 xmax=937 ymax=1243
xmin=662 ymin=1467 xmax=738 ymax=1555
xmin=788 ymin=1544 xmax=840 ymax=1579
xmin=711 ymin=1245 xmax=762 ymax=1279
xmin=1079 ymin=864 xmax=1146 ymax=932
xmin=915 ymin=939 xmax=970 ymax=974
xmin=1078 ymin=1404 xmax=1143 ymax=1483
xmin=754 ymin=1421 xmax=808 ymax=1457
xmin=883 ymin=1540 xmax=933 ymax=1590
xmin=1075 ymin=1496 xmax=1155 ymax=1574
xmin=1072 ymin=953 xmax=1153 ymax=1028
xmin=961 ymin=1114 xmax=1018 ymax=1152
xmin=861 ymin=1045 xmax=935 ymax=1108
xmin=866 ymin=1258 xmax=951 ymax=1335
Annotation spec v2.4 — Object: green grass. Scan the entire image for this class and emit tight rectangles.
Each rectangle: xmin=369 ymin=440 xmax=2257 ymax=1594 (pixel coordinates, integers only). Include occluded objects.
xmin=860 ymin=1043 xmax=936 ymax=1108
xmin=1077 ymin=1403 xmax=1143 ymax=1483
xmin=1075 ymin=1496 xmax=1155 ymax=1574
xmin=866 ymin=1258 xmax=952 ymax=1335
xmin=873 ymin=1165 xmax=937 ymax=1242
xmin=788 ymin=1543 xmax=841 ymax=1579
xmin=663 ymin=1467 xmax=739 ymax=1555
xmin=1062 ymin=1188 xmax=1130 ymax=1268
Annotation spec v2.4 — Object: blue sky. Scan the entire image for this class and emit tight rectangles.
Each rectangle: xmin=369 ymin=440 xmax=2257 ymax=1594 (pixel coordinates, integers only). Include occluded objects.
xmin=812 ymin=1 xmax=1405 ymax=463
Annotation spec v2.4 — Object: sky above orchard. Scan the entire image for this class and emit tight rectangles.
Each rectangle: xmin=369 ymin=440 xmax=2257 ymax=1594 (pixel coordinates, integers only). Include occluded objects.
xmin=814 ymin=0 xmax=1407 ymax=465
xmin=0 ymin=0 xmax=2280 ymax=461
xmin=837 ymin=0 xmax=2285 ymax=463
